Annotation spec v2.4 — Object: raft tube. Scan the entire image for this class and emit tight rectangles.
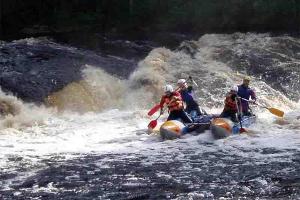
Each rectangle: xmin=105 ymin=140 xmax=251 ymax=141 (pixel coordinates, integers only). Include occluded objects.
xmin=211 ymin=116 xmax=256 ymax=139
xmin=159 ymin=119 xmax=212 ymax=140
xmin=159 ymin=120 xmax=185 ymax=140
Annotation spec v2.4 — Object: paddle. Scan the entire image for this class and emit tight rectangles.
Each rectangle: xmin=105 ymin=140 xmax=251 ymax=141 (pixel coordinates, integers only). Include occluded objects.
xmin=188 ymin=76 xmax=208 ymax=115
xmin=147 ymin=104 xmax=161 ymax=116
xmin=148 ymin=113 xmax=162 ymax=129
xmin=148 ymin=99 xmax=174 ymax=129
xmin=188 ymin=76 xmax=198 ymax=87
xmin=235 ymin=97 xmax=246 ymax=133
xmin=240 ymin=97 xmax=284 ymax=117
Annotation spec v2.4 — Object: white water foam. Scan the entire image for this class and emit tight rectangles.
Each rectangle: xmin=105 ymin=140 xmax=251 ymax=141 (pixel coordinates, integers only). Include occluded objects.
xmin=1 ymin=34 xmax=300 ymax=196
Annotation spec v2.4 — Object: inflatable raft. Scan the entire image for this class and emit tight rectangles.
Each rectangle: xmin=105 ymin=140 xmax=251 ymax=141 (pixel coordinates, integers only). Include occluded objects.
xmin=159 ymin=115 xmax=212 ymax=140
xmin=211 ymin=116 xmax=256 ymax=139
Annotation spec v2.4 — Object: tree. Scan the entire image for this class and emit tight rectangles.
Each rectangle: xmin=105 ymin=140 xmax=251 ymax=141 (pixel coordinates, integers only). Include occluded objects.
xmin=0 ymin=0 xmax=2 ymax=37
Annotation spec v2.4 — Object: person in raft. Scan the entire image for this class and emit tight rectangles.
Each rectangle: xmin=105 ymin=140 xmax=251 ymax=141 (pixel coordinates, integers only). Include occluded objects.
xmin=237 ymin=77 xmax=256 ymax=116
xmin=220 ymin=86 xmax=242 ymax=122
xmin=177 ymin=79 xmax=207 ymax=118
xmin=160 ymin=84 xmax=193 ymax=123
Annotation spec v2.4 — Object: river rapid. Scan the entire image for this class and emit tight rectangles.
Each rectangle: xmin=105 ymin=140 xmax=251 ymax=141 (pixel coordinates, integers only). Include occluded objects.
xmin=0 ymin=33 xmax=300 ymax=199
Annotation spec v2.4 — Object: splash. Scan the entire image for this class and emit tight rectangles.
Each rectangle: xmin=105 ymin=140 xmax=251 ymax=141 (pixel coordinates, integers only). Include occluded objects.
xmin=45 ymin=33 xmax=298 ymax=114
xmin=128 ymin=35 xmax=297 ymax=112
xmin=1 ymin=34 xmax=300 ymax=199
xmin=45 ymin=48 xmax=177 ymax=112
xmin=126 ymin=48 xmax=173 ymax=108
xmin=3 ymin=33 xmax=298 ymax=115
xmin=0 ymin=90 xmax=52 ymax=129
xmin=45 ymin=65 xmax=126 ymax=113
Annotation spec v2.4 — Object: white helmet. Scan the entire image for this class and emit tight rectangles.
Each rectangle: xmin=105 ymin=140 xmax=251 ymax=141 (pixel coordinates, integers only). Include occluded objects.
xmin=231 ymin=85 xmax=238 ymax=92
xmin=177 ymin=79 xmax=186 ymax=85
xmin=164 ymin=84 xmax=174 ymax=93
xmin=177 ymin=79 xmax=188 ymax=88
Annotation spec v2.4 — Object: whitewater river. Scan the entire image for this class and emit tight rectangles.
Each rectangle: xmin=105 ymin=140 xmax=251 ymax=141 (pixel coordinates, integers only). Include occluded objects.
xmin=1 ymin=33 xmax=300 ymax=199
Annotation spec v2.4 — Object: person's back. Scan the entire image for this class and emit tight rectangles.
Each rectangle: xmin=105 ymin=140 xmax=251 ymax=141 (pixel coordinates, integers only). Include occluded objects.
xmin=220 ymin=86 xmax=240 ymax=122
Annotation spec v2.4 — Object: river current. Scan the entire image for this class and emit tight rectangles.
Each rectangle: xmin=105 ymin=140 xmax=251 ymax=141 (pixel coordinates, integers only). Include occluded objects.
xmin=0 ymin=33 xmax=300 ymax=199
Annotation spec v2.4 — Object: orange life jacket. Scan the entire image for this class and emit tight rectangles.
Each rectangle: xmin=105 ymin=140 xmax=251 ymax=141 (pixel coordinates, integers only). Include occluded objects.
xmin=160 ymin=91 xmax=184 ymax=112
xmin=224 ymin=93 xmax=238 ymax=112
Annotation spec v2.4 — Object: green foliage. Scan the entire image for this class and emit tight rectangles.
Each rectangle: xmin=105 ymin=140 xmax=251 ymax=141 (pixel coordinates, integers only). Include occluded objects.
xmin=1 ymin=0 xmax=300 ymax=38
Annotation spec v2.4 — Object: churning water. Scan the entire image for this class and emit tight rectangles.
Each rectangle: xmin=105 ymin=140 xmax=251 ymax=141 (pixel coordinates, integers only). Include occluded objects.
xmin=0 ymin=33 xmax=300 ymax=199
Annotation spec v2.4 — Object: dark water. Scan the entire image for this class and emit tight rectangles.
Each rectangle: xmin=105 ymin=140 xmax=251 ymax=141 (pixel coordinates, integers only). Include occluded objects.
xmin=1 ymin=33 xmax=300 ymax=199
xmin=1 ymin=147 xmax=299 ymax=199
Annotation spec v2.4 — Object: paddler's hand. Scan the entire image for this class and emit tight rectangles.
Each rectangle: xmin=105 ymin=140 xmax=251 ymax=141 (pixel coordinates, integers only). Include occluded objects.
xmin=160 ymin=109 xmax=164 ymax=115
xmin=249 ymin=100 xmax=256 ymax=104
xmin=237 ymin=113 xmax=242 ymax=121
xmin=187 ymin=85 xmax=193 ymax=92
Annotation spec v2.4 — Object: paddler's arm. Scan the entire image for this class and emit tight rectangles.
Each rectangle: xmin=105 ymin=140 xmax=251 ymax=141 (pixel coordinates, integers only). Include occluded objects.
xmin=250 ymin=89 xmax=256 ymax=103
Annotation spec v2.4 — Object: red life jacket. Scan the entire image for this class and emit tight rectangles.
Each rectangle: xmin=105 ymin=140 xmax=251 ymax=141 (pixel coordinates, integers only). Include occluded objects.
xmin=160 ymin=91 xmax=184 ymax=112
xmin=224 ymin=93 xmax=238 ymax=112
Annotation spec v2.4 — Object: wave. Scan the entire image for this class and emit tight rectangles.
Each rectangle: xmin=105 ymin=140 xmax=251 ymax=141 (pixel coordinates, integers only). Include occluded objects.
xmin=1 ymin=33 xmax=300 ymax=116
xmin=0 ymin=90 xmax=52 ymax=129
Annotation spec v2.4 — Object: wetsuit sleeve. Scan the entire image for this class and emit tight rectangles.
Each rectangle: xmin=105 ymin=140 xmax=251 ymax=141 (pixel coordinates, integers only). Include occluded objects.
xmin=188 ymin=90 xmax=195 ymax=100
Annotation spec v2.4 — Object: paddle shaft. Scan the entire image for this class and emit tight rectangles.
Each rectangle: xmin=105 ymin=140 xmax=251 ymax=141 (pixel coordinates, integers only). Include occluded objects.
xmin=155 ymin=113 xmax=162 ymax=120
xmin=188 ymin=76 xmax=198 ymax=87
xmin=240 ymin=97 xmax=268 ymax=109
xmin=240 ymin=97 xmax=284 ymax=117
xmin=187 ymin=76 xmax=207 ymax=115
xmin=240 ymin=97 xmax=256 ymax=104
xmin=235 ymin=97 xmax=245 ymax=132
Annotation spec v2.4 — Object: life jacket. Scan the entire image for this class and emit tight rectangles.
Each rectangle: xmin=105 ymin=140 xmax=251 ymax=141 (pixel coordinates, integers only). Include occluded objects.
xmin=160 ymin=91 xmax=183 ymax=112
xmin=224 ymin=92 xmax=238 ymax=112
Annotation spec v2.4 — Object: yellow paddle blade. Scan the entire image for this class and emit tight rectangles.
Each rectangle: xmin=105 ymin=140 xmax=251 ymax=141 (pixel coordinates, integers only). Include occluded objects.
xmin=268 ymin=107 xmax=284 ymax=117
